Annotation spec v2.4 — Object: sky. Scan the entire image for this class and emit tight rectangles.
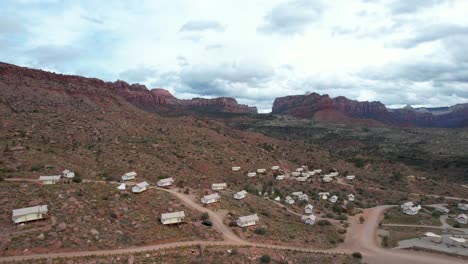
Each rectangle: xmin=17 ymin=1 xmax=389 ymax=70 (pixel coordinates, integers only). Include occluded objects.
xmin=1 ymin=0 xmax=468 ymax=112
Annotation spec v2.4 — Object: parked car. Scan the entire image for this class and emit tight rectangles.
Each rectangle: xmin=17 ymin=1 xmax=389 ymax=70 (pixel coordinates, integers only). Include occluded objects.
xmin=201 ymin=220 xmax=213 ymax=227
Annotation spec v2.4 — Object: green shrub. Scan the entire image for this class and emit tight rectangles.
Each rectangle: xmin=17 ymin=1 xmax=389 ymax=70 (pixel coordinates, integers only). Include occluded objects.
xmin=72 ymin=175 xmax=82 ymax=183
xmin=260 ymin=255 xmax=271 ymax=263
xmin=317 ymin=220 xmax=331 ymax=226
xmin=254 ymin=227 xmax=267 ymax=235
xmin=201 ymin=212 xmax=209 ymax=221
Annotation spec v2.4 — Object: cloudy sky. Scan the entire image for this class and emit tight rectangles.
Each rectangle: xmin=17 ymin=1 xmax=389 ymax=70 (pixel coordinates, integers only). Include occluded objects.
xmin=1 ymin=0 xmax=468 ymax=112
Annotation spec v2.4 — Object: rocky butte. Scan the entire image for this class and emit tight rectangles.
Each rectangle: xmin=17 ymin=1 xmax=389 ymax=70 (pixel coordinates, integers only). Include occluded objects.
xmin=272 ymin=92 xmax=468 ymax=128
xmin=114 ymin=80 xmax=257 ymax=114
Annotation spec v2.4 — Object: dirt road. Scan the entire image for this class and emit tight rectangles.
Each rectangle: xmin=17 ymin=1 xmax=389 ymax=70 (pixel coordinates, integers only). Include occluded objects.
xmin=339 ymin=206 xmax=466 ymax=264
xmin=155 ymin=187 xmax=244 ymax=243
xmin=1 ymin=185 xmax=466 ymax=263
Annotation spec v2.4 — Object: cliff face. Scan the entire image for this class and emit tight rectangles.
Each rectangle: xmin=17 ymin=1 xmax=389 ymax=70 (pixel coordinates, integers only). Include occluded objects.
xmin=272 ymin=92 xmax=468 ymax=128
xmin=114 ymin=80 xmax=257 ymax=114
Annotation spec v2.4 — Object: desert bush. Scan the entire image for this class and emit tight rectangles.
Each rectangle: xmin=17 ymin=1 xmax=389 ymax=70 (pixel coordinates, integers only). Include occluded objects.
xmin=201 ymin=212 xmax=209 ymax=221
xmin=352 ymin=252 xmax=362 ymax=259
xmin=254 ymin=227 xmax=267 ymax=235
xmin=260 ymin=255 xmax=271 ymax=263
xmin=317 ymin=220 xmax=331 ymax=226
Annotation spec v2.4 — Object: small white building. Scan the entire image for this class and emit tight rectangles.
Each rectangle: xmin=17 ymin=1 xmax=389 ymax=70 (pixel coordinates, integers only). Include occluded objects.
xmin=322 ymin=176 xmax=332 ymax=183
xmin=62 ymin=169 xmax=75 ymax=180
xmin=424 ymin=232 xmax=442 ymax=243
xmin=247 ymin=172 xmax=257 ymax=177
xmin=237 ymin=214 xmax=259 ymax=227
xmin=458 ymin=203 xmax=468 ymax=211
xmin=38 ymin=175 xmax=61 ymax=185
xmin=456 ymin=214 xmax=468 ymax=224
xmin=271 ymin=165 xmax=280 ymax=170
xmin=122 ymin=171 xmax=137 ymax=181
xmin=292 ymin=191 xmax=303 ymax=197
xmin=345 ymin=175 xmax=355 ymax=180
xmin=274 ymin=196 xmax=281 ymax=201
xmin=298 ymin=194 xmax=309 ymax=201
xmin=304 ymin=204 xmax=314 ymax=214
xmin=201 ymin=193 xmax=220 ymax=204
xmin=296 ymin=168 xmax=304 ymax=172
xmin=301 ymin=214 xmax=316 ymax=225
xmin=117 ymin=183 xmax=126 ymax=190
xmin=312 ymin=169 xmax=322 ymax=174
xmin=291 ymin=171 xmax=301 ymax=177
xmin=12 ymin=205 xmax=48 ymax=224
xmin=161 ymin=211 xmax=185 ymax=225
xmin=301 ymin=172 xmax=310 ymax=178
xmin=157 ymin=177 xmax=174 ymax=187
xmin=329 ymin=195 xmax=338 ymax=203
xmin=296 ymin=176 xmax=308 ymax=182
xmin=285 ymin=196 xmax=295 ymax=205
xmin=329 ymin=172 xmax=339 ymax=177
xmin=132 ymin=181 xmax=150 ymax=193
xmin=447 ymin=237 xmax=466 ymax=247
xmin=232 ymin=166 xmax=241 ymax=171
xmin=211 ymin=183 xmax=227 ymax=191
xmin=318 ymin=192 xmax=329 ymax=200
xmin=400 ymin=202 xmax=414 ymax=210
xmin=234 ymin=190 xmax=247 ymax=200
xmin=257 ymin=168 xmax=266 ymax=174
xmin=276 ymin=175 xmax=285 ymax=181
xmin=403 ymin=205 xmax=422 ymax=215
xmin=348 ymin=194 xmax=355 ymax=202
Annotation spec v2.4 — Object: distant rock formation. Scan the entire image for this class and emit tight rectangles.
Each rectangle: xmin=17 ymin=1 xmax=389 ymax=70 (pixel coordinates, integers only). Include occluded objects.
xmin=272 ymin=92 xmax=467 ymax=128
xmin=114 ymin=81 xmax=257 ymax=114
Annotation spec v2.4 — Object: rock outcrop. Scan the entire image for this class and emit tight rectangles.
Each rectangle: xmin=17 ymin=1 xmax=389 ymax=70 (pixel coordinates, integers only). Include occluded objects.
xmin=272 ymin=92 xmax=468 ymax=128
xmin=114 ymin=81 xmax=257 ymax=114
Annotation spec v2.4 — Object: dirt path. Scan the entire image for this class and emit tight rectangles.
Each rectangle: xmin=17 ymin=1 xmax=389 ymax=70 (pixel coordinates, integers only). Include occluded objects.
xmin=155 ymin=187 xmax=244 ymax=243
xmin=1 ymin=182 xmax=466 ymax=263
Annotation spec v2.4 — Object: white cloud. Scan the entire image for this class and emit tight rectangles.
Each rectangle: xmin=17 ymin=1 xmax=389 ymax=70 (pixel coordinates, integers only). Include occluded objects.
xmin=0 ymin=0 xmax=468 ymax=110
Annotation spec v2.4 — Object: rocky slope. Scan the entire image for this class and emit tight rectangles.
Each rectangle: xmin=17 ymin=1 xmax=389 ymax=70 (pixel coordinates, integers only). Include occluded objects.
xmin=0 ymin=62 xmax=322 ymax=184
xmin=115 ymin=81 xmax=257 ymax=114
xmin=272 ymin=92 xmax=468 ymax=127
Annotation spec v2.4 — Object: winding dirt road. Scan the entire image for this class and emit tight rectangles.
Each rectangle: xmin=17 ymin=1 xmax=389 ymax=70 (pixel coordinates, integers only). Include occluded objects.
xmin=339 ymin=206 xmax=466 ymax=264
xmin=0 ymin=185 xmax=466 ymax=263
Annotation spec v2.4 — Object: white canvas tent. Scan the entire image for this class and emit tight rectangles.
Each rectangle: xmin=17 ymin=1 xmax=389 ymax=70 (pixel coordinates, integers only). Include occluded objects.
xmin=12 ymin=205 xmax=48 ymax=224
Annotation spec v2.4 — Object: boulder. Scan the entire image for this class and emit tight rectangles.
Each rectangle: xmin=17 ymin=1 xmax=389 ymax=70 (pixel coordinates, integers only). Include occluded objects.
xmin=56 ymin=222 xmax=67 ymax=232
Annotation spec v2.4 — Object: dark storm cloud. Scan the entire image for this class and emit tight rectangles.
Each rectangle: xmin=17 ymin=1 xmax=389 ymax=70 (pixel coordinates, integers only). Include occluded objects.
xmin=24 ymin=45 xmax=85 ymax=69
xmin=119 ymin=66 xmax=158 ymax=83
xmin=257 ymin=0 xmax=323 ymax=35
xmin=394 ymin=24 xmax=468 ymax=48
xmin=179 ymin=20 xmax=225 ymax=32
xmin=387 ymin=0 xmax=449 ymax=14
xmin=177 ymin=63 xmax=274 ymax=97
xmin=361 ymin=60 xmax=467 ymax=82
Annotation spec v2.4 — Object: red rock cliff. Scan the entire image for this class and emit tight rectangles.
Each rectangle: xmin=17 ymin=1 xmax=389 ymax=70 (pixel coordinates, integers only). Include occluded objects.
xmin=114 ymin=81 xmax=257 ymax=114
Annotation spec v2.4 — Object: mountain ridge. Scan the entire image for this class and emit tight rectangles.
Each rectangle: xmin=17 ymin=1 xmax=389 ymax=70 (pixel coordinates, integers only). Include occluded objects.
xmin=272 ymin=92 xmax=468 ymax=128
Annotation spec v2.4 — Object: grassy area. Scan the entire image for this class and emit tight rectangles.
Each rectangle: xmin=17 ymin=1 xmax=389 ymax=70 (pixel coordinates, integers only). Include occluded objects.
xmin=3 ymin=245 xmax=359 ymax=264
xmin=380 ymin=226 xmax=442 ymax=248
xmin=382 ymin=207 xmax=442 ymax=226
